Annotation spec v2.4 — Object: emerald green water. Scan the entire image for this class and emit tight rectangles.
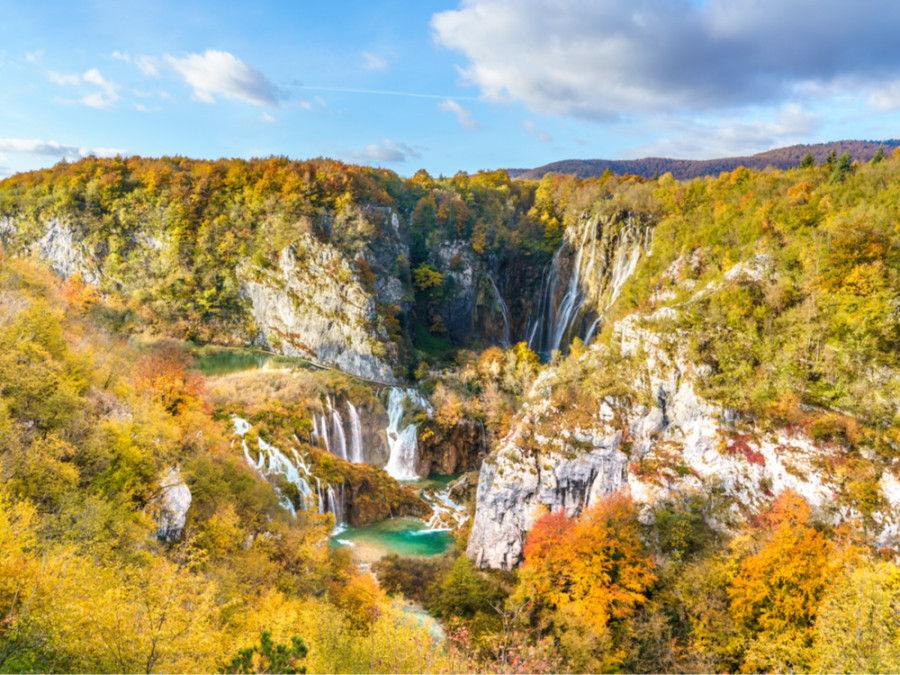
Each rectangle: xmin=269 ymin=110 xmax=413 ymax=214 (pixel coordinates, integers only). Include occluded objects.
xmin=193 ymin=350 xmax=272 ymax=376
xmin=333 ymin=518 xmax=454 ymax=558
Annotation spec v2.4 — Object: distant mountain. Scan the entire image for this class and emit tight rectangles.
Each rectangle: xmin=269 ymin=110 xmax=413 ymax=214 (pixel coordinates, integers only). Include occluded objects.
xmin=507 ymin=140 xmax=900 ymax=181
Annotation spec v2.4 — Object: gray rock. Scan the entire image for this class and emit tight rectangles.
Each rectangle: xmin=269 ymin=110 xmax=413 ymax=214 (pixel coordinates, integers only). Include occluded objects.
xmin=239 ymin=235 xmax=398 ymax=384
xmin=35 ymin=219 xmax=102 ymax=285
xmin=153 ymin=467 xmax=192 ymax=542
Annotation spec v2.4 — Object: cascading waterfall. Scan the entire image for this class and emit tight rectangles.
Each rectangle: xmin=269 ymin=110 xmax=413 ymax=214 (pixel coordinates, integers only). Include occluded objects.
xmin=331 ymin=410 xmax=348 ymax=461
xmin=311 ymin=395 xmax=368 ymax=464
xmin=232 ymin=415 xmax=342 ymax=525
xmin=384 ymin=387 xmax=432 ymax=480
xmin=527 ymin=215 xmax=648 ymax=355
xmin=487 ymin=275 xmax=511 ymax=348
xmin=347 ymin=401 xmax=365 ymax=463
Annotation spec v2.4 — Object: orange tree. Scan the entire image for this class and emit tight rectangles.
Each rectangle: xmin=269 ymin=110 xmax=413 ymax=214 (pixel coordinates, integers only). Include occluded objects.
xmin=517 ymin=491 xmax=656 ymax=670
xmin=727 ymin=490 xmax=844 ymax=673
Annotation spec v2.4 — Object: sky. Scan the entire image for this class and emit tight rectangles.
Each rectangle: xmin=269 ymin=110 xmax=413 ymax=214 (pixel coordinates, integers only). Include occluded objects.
xmin=2 ymin=0 xmax=900 ymax=179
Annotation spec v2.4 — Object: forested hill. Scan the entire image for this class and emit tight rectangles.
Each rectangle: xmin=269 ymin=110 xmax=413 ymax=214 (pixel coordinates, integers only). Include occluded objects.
xmin=508 ymin=139 xmax=900 ymax=180
xmin=1 ymin=151 xmax=900 ymax=673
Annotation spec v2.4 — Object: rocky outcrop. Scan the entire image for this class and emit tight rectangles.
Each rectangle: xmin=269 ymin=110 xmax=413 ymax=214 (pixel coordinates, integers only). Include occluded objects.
xmin=35 ymin=219 xmax=103 ymax=285
xmin=151 ymin=466 xmax=192 ymax=542
xmin=239 ymin=235 xmax=398 ymax=383
xmin=416 ymin=418 xmax=487 ymax=476
xmin=469 ymin=266 xmax=900 ymax=569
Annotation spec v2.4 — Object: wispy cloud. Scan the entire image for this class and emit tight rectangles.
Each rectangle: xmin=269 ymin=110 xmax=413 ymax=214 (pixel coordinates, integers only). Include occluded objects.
xmin=350 ymin=139 xmax=422 ymax=163
xmin=25 ymin=50 xmax=43 ymax=63
xmin=522 ymin=119 xmax=551 ymax=142
xmin=47 ymin=68 xmax=121 ymax=109
xmin=260 ymin=112 xmax=277 ymax=123
xmin=438 ymin=98 xmax=481 ymax=130
xmin=0 ymin=138 xmax=125 ymax=159
xmin=361 ymin=51 xmax=388 ymax=71
xmin=625 ymin=104 xmax=821 ymax=159
xmin=112 ymin=50 xmax=160 ymax=77
xmin=166 ymin=50 xmax=280 ymax=107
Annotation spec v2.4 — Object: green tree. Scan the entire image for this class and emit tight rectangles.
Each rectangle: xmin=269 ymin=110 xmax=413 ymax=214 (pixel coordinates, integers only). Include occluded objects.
xmin=870 ymin=145 xmax=885 ymax=164
xmin=224 ymin=630 xmax=308 ymax=674
xmin=799 ymin=151 xmax=815 ymax=169
xmin=830 ymin=151 xmax=853 ymax=183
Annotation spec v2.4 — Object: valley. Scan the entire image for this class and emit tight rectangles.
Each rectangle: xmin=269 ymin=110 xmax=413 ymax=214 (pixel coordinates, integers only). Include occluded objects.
xmin=0 ymin=151 xmax=898 ymax=673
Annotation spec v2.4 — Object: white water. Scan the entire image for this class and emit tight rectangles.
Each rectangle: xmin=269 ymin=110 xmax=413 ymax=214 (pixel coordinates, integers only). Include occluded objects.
xmin=232 ymin=415 xmax=341 ymax=521
xmin=347 ymin=401 xmax=365 ymax=463
xmin=331 ymin=410 xmax=348 ymax=461
xmin=384 ymin=387 xmax=432 ymax=480
xmin=528 ymin=216 xmax=646 ymax=355
xmin=487 ymin=275 xmax=511 ymax=348
xmin=425 ymin=485 xmax=467 ymax=531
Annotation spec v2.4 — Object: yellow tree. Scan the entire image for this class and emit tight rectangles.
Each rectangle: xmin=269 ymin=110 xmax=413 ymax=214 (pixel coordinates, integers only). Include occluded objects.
xmin=519 ymin=492 xmax=656 ymax=670
xmin=728 ymin=491 xmax=840 ymax=673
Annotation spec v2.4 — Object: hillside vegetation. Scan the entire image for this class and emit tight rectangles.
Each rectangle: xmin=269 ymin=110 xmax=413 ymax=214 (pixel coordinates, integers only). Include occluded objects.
xmin=0 ymin=150 xmax=899 ymax=673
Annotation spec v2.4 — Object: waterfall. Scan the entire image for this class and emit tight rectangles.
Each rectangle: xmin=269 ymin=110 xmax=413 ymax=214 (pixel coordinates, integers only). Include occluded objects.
xmin=527 ymin=215 xmax=647 ymax=355
xmin=331 ymin=410 xmax=348 ymax=461
xmin=384 ymin=387 xmax=432 ymax=480
xmin=326 ymin=485 xmax=343 ymax=525
xmin=317 ymin=414 xmax=331 ymax=454
xmin=487 ymin=275 xmax=511 ymax=348
xmin=347 ymin=401 xmax=365 ymax=463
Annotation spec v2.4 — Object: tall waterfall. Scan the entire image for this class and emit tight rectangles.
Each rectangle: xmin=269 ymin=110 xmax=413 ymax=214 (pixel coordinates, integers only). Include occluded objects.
xmin=331 ymin=410 xmax=348 ymax=461
xmin=487 ymin=275 xmax=511 ymax=348
xmin=527 ymin=214 xmax=649 ymax=356
xmin=347 ymin=401 xmax=365 ymax=463
xmin=311 ymin=395 xmax=367 ymax=464
xmin=384 ymin=387 xmax=432 ymax=480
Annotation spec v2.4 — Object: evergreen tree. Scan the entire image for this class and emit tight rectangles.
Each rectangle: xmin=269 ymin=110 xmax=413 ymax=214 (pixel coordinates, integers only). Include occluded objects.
xmin=870 ymin=145 xmax=885 ymax=164
xmin=799 ymin=152 xmax=815 ymax=169
xmin=223 ymin=630 xmax=308 ymax=674
xmin=830 ymin=151 xmax=853 ymax=183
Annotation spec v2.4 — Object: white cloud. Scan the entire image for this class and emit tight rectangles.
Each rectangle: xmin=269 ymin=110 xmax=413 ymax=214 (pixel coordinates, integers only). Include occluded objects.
xmin=112 ymin=51 xmax=159 ymax=76
xmin=522 ymin=119 xmax=551 ymax=142
xmin=868 ymin=80 xmax=900 ymax=111
xmin=260 ymin=112 xmax=277 ymax=123
xmin=166 ymin=50 xmax=280 ymax=107
xmin=350 ymin=139 xmax=422 ymax=163
xmin=0 ymin=138 xmax=125 ymax=159
xmin=626 ymin=105 xmax=821 ymax=159
xmin=432 ymin=0 xmax=900 ymax=120
xmin=361 ymin=51 xmax=388 ymax=71
xmin=438 ymin=98 xmax=481 ymax=130
xmin=25 ymin=50 xmax=43 ymax=63
xmin=47 ymin=68 xmax=121 ymax=109
xmin=48 ymin=71 xmax=81 ymax=86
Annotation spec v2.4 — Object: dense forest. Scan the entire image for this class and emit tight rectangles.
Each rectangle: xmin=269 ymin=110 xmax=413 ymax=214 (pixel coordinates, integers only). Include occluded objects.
xmin=0 ymin=148 xmax=898 ymax=673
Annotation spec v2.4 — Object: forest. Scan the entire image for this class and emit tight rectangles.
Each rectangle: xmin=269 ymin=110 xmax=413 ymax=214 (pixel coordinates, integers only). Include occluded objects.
xmin=0 ymin=148 xmax=898 ymax=673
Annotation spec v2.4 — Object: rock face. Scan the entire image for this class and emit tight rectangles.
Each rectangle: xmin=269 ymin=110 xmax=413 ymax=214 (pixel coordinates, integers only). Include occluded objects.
xmin=152 ymin=467 xmax=192 ymax=542
xmin=416 ymin=418 xmax=487 ymax=476
xmin=239 ymin=235 xmax=398 ymax=383
xmin=468 ymin=262 xmax=900 ymax=569
xmin=35 ymin=219 xmax=103 ymax=285
xmin=526 ymin=212 xmax=652 ymax=356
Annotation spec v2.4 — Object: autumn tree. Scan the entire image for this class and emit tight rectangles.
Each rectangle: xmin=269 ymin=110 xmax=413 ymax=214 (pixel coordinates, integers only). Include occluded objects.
xmin=518 ymin=492 xmax=656 ymax=671
xmin=727 ymin=491 xmax=839 ymax=673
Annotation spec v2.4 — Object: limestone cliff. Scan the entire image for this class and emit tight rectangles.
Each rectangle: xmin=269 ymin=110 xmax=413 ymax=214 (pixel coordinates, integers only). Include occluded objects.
xmin=469 ymin=256 xmax=900 ymax=569
xmin=239 ymin=235 xmax=398 ymax=383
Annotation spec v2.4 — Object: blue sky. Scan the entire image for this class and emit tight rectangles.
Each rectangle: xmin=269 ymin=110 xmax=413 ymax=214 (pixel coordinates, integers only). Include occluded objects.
xmin=3 ymin=0 xmax=900 ymax=179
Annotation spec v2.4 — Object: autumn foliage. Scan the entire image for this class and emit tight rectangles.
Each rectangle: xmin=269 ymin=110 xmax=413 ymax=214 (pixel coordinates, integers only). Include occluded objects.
xmin=521 ymin=492 xmax=656 ymax=665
